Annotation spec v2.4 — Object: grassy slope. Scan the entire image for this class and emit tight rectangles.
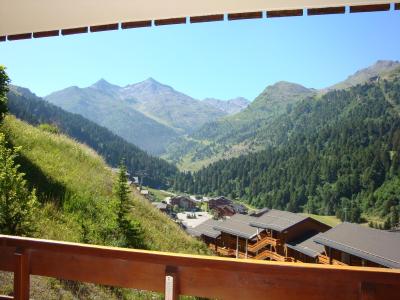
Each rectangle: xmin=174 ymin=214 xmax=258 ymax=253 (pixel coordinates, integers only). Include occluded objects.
xmin=0 ymin=115 xmax=208 ymax=299
xmin=301 ymin=214 xmax=341 ymax=227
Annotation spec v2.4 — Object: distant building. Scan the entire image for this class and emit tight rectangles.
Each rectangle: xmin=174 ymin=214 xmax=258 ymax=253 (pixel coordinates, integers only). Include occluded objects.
xmin=208 ymin=196 xmax=248 ymax=217
xmin=170 ymin=196 xmax=197 ymax=210
xmin=152 ymin=202 xmax=170 ymax=213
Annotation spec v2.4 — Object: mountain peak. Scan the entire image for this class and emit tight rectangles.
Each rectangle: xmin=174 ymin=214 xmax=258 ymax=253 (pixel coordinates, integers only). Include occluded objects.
xmin=328 ymin=60 xmax=400 ymax=91
xmin=90 ymin=79 xmax=121 ymax=92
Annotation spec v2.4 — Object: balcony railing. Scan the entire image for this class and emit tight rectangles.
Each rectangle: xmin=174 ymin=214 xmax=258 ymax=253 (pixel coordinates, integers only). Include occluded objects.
xmin=1 ymin=235 xmax=400 ymax=300
xmin=253 ymin=249 xmax=294 ymax=262
xmin=318 ymin=255 xmax=348 ymax=266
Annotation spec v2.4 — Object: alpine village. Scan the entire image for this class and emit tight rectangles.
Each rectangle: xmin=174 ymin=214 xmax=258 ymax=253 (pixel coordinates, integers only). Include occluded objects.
xmin=1 ymin=1 xmax=400 ymax=300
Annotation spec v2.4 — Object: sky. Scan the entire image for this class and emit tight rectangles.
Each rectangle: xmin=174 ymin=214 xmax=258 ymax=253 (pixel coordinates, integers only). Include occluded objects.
xmin=0 ymin=8 xmax=399 ymax=101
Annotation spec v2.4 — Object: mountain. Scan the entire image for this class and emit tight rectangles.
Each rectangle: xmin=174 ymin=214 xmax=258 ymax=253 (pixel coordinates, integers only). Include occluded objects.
xmin=7 ymin=86 xmax=178 ymax=188
xmin=202 ymin=97 xmax=250 ymax=114
xmin=45 ymin=78 xmax=228 ymax=154
xmin=164 ymin=81 xmax=315 ymax=170
xmin=173 ymin=68 xmax=400 ymax=223
xmin=328 ymin=60 xmax=400 ymax=91
xmin=45 ymin=80 xmax=178 ymax=155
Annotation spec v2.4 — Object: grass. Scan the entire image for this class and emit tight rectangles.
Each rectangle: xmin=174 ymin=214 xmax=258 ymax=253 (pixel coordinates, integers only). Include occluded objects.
xmin=0 ymin=115 xmax=209 ymax=298
xmin=146 ymin=186 xmax=175 ymax=202
xmin=301 ymin=213 xmax=341 ymax=227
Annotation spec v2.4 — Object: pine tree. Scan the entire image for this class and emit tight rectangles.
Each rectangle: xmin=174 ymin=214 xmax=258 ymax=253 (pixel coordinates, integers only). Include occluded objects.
xmin=113 ymin=160 xmax=144 ymax=248
xmin=0 ymin=133 xmax=38 ymax=235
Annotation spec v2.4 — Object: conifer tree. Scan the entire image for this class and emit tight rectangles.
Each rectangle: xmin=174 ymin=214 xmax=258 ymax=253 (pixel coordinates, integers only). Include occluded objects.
xmin=0 ymin=133 xmax=38 ymax=235
xmin=113 ymin=160 xmax=144 ymax=248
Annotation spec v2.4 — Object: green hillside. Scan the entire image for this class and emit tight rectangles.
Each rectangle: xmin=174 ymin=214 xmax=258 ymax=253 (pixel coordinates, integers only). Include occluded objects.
xmin=0 ymin=115 xmax=208 ymax=299
xmin=173 ymin=69 xmax=400 ymax=225
xmin=7 ymin=86 xmax=178 ymax=188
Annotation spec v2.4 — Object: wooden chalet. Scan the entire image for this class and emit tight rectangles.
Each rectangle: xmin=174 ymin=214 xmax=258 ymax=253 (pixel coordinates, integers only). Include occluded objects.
xmin=314 ymin=222 xmax=400 ymax=268
xmin=169 ymin=196 xmax=197 ymax=210
xmin=189 ymin=209 xmax=331 ymax=262
xmin=249 ymin=209 xmax=331 ymax=261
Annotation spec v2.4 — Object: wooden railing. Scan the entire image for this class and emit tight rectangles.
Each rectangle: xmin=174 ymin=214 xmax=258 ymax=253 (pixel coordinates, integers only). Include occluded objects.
xmin=253 ymin=249 xmax=293 ymax=262
xmin=247 ymin=236 xmax=273 ymax=253
xmin=1 ymin=235 xmax=400 ymax=300
xmin=318 ymin=255 xmax=348 ymax=266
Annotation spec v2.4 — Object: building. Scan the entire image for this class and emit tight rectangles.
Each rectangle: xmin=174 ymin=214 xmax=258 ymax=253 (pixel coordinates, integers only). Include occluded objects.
xmin=314 ymin=222 xmax=400 ymax=268
xmin=152 ymin=202 xmax=170 ymax=213
xmin=189 ymin=208 xmax=331 ymax=262
xmin=208 ymin=196 xmax=248 ymax=217
xmin=249 ymin=209 xmax=331 ymax=261
xmin=170 ymin=195 xmax=197 ymax=210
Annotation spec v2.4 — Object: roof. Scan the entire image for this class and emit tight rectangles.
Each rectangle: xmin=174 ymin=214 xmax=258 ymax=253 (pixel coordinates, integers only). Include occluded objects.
xmin=213 ymin=214 xmax=258 ymax=239
xmin=152 ymin=202 xmax=167 ymax=210
xmin=249 ymin=209 xmax=308 ymax=232
xmin=0 ymin=1 xmax=393 ymax=38
xmin=188 ymin=219 xmax=221 ymax=239
xmin=314 ymin=223 xmax=400 ymax=269
xmin=287 ymin=233 xmax=325 ymax=258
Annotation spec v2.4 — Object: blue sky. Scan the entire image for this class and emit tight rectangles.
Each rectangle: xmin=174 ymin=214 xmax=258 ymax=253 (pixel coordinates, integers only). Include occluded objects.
xmin=0 ymin=9 xmax=399 ymax=101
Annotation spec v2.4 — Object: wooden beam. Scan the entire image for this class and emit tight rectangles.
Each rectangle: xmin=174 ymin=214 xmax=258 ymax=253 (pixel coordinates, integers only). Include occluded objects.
xmin=7 ymin=33 xmax=32 ymax=41
xmin=228 ymin=12 xmax=262 ymax=21
xmin=165 ymin=266 xmax=178 ymax=300
xmin=267 ymin=10 xmax=303 ymax=18
xmin=61 ymin=27 xmax=88 ymax=36
xmin=190 ymin=14 xmax=224 ymax=23
xmin=33 ymin=30 xmax=59 ymax=38
xmin=154 ymin=18 xmax=186 ymax=26
xmin=13 ymin=249 xmax=30 ymax=300
xmin=307 ymin=7 xmax=346 ymax=16
xmin=350 ymin=4 xmax=390 ymax=13
xmin=90 ymin=23 xmax=119 ymax=32
xmin=1 ymin=235 xmax=400 ymax=300
xmin=121 ymin=20 xmax=152 ymax=29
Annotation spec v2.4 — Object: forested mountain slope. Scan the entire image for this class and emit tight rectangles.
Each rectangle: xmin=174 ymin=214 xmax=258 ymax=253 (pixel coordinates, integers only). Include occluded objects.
xmin=164 ymin=81 xmax=315 ymax=169
xmin=173 ymin=69 xmax=400 ymax=222
xmin=7 ymin=86 xmax=178 ymax=188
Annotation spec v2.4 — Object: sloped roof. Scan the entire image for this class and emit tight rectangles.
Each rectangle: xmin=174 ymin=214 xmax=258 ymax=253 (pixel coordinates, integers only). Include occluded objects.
xmin=188 ymin=219 xmax=221 ymax=239
xmin=314 ymin=223 xmax=400 ymax=268
xmin=287 ymin=233 xmax=325 ymax=258
xmin=249 ymin=209 xmax=308 ymax=232
xmin=213 ymin=214 xmax=258 ymax=239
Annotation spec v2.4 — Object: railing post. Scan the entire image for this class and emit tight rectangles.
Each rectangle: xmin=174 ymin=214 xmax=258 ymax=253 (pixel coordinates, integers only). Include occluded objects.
xmin=165 ymin=266 xmax=178 ymax=300
xmin=14 ymin=248 xmax=30 ymax=300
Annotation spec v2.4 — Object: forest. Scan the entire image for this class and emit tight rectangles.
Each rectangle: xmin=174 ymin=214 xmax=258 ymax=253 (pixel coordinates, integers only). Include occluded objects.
xmin=173 ymin=76 xmax=400 ymax=225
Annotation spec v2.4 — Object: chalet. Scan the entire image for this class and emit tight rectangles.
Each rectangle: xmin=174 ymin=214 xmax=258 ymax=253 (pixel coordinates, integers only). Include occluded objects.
xmin=213 ymin=214 xmax=259 ymax=258
xmin=314 ymin=222 xmax=400 ymax=268
xmin=170 ymin=195 xmax=197 ymax=210
xmin=286 ymin=233 xmax=325 ymax=263
xmin=189 ymin=208 xmax=331 ymax=262
xmin=208 ymin=196 xmax=248 ymax=217
xmin=249 ymin=210 xmax=331 ymax=261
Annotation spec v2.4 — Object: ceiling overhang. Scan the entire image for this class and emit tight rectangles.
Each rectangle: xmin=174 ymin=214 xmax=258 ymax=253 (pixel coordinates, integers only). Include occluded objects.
xmin=0 ymin=1 xmax=397 ymax=41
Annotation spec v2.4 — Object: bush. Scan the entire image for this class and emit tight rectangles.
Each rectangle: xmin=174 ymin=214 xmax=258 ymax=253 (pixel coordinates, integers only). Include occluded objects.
xmin=0 ymin=133 xmax=38 ymax=235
